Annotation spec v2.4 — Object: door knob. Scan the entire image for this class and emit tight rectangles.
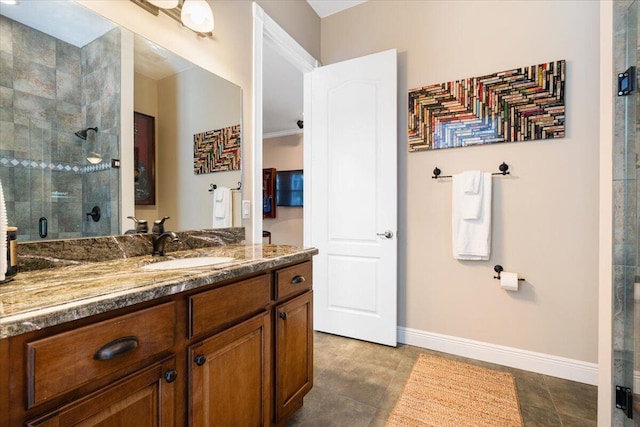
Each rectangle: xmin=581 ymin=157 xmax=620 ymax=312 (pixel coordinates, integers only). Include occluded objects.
xmin=377 ymin=231 xmax=393 ymax=239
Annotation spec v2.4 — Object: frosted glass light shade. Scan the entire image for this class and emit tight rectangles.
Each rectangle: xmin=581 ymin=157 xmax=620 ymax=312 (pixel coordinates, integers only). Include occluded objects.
xmin=87 ymin=152 xmax=102 ymax=164
xmin=181 ymin=0 xmax=214 ymax=33
xmin=147 ymin=0 xmax=179 ymax=9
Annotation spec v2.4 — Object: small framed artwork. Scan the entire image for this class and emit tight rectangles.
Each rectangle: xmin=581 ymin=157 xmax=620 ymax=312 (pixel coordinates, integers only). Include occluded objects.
xmin=134 ymin=112 xmax=156 ymax=205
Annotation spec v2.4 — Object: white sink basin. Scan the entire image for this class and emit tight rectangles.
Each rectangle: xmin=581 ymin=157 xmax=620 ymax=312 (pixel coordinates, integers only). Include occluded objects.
xmin=142 ymin=256 xmax=236 ymax=271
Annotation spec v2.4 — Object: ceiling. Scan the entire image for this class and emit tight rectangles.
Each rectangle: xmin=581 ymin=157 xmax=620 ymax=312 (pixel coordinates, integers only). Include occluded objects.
xmin=306 ymin=0 xmax=367 ymax=18
xmin=0 ymin=0 xmax=115 ymax=47
xmin=263 ymin=41 xmax=304 ymax=137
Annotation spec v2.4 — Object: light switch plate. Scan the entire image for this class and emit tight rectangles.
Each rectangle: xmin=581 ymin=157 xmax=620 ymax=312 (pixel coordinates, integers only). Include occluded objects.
xmin=242 ymin=200 xmax=250 ymax=219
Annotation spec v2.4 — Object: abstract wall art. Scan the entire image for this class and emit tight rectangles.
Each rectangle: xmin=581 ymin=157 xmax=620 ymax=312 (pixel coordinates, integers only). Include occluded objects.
xmin=193 ymin=124 xmax=241 ymax=174
xmin=408 ymin=60 xmax=565 ymax=151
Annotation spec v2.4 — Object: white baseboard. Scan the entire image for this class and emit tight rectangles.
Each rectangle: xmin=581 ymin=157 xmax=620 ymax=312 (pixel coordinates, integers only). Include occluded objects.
xmin=398 ymin=326 xmax=598 ymax=386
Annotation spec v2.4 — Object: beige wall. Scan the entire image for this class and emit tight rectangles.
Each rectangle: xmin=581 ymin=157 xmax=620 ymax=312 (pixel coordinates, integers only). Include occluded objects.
xmin=263 ymin=133 xmax=304 ymax=246
xmin=78 ymin=0 xmax=320 ymax=239
xmin=256 ymin=0 xmax=321 ymax=61
xmin=156 ymin=67 xmax=242 ymax=230
xmin=133 ymin=72 xmax=159 ymax=226
xmin=322 ymin=1 xmax=600 ymax=363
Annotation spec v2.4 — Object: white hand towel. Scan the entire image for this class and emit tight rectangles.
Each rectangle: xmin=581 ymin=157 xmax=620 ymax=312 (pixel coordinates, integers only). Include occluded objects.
xmin=452 ymin=172 xmax=492 ymax=260
xmin=214 ymin=187 xmax=227 ymax=218
xmin=461 ymin=170 xmax=481 ymax=194
xmin=0 ymin=180 xmax=7 ymax=281
xmin=212 ymin=186 xmax=232 ymax=228
xmin=459 ymin=170 xmax=483 ymax=220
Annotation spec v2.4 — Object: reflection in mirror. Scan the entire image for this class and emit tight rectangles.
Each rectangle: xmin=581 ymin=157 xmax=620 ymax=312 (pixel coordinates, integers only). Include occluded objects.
xmin=0 ymin=1 xmax=121 ymax=242
xmin=0 ymin=1 xmax=243 ymax=242
xmin=132 ymin=34 xmax=243 ymax=233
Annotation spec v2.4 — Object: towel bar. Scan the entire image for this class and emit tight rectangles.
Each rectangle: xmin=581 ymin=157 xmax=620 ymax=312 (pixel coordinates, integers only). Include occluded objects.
xmin=209 ymin=182 xmax=242 ymax=192
xmin=432 ymin=163 xmax=510 ymax=179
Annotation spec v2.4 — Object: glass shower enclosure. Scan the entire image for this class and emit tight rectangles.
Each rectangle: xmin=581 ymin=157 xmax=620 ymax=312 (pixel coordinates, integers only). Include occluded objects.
xmin=613 ymin=0 xmax=640 ymax=424
xmin=0 ymin=14 xmax=121 ymax=241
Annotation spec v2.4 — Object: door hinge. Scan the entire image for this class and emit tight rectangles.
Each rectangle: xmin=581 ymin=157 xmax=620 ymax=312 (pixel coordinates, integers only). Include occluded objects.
xmin=616 ymin=385 xmax=633 ymax=419
xmin=618 ymin=66 xmax=635 ymax=96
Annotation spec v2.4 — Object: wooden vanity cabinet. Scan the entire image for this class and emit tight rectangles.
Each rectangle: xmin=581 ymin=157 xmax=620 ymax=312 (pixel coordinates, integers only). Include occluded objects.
xmin=26 ymin=357 xmax=177 ymax=427
xmin=274 ymin=291 xmax=313 ymax=425
xmin=0 ymin=259 xmax=314 ymax=427
xmin=188 ymin=312 xmax=271 ymax=427
xmin=273 ymin=261 xmax=313 ymax=425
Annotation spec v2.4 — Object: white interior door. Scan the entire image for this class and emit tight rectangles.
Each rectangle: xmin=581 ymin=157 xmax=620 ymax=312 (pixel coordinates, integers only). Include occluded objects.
xmin=304 ymin=49 xmax=397 ymax=346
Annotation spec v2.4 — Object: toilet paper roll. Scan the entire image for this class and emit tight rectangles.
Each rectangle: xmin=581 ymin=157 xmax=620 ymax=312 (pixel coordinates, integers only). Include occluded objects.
xmin=500 ymin=272 xmax=519 ymax=291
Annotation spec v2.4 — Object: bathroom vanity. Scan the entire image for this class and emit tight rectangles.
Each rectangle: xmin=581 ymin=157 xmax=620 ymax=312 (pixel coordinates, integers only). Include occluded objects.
xmin=0 ymin=243 xmax=317 ymax=426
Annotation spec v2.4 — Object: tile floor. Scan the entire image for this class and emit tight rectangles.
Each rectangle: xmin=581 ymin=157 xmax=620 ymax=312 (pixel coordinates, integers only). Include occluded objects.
xmin=287 ymin=332 xmax=598 ymax=427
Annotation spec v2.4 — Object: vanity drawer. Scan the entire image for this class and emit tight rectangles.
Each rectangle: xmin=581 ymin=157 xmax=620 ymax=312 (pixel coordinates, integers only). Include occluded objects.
xmin=26 ymin=302 xmax=176 ymax=408
xmin=275 ymin=261 xmax=312 ymax=300
xmin=189 ymin=274 xmax=270 ymax=338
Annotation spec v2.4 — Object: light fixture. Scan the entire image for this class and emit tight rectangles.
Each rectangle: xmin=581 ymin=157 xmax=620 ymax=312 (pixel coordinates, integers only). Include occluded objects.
xmin=181 ymin=0 xmax=214 ymax=33
xmin=86 ymin=152 xmax=103 ymax=165
xmin=0 ymin=0 xmax=18 ymax=5
xmin=130 ymin=0 xmax=213 ymax=37
xmin=147 ymin=0 xmax=179 ymax=8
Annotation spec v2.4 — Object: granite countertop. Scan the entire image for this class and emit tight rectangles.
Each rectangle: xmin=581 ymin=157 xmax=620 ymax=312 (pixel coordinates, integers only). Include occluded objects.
xmin=0 ymin=244 xmax=318 ymax=339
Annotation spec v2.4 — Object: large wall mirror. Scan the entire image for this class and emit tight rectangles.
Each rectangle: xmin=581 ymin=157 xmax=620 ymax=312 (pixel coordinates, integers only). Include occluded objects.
xmin=0 ymin=0 xmax=243 ymax=242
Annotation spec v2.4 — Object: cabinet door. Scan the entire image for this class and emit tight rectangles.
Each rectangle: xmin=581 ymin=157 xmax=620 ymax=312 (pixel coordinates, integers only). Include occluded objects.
xmin=26 ymin=357 xmax=176 ymax=427
xmin=189 ymin=312 xmax=271 ymax=427
xmin=275 ymin=291 xmax=313 ymax=423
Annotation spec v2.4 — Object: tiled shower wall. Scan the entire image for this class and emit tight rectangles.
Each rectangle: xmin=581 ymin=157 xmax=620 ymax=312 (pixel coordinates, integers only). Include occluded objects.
xmin=0 ymin=16 xmax=120 ymax=240
xmin=82 ymin=26 xmax=121 ymax=238
xmin=612 ymin=1 xmax=639 ymax=425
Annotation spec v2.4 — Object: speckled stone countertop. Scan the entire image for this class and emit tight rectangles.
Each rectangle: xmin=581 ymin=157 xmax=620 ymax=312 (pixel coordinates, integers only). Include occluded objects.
xmin=0 ymin=244 xmax=318 ymax=339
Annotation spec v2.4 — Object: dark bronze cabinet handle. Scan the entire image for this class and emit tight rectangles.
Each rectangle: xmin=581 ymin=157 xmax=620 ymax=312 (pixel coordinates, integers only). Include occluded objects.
xmin=194 ymin=355 xmax=207 ymax=366
xmin=93 ymin=336 xmax=139 ymax=361
xmin=279 ymin=312 xmax=287 ymax=320
xmin=291 ymin=275 xmax=306 ymax=284
xmin=164 ymin=370 xmax=177 ymax=383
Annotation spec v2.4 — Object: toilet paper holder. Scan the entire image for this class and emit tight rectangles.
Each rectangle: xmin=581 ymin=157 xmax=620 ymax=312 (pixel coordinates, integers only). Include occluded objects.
xmin=493 ymin=265 xmax=525 ymax=281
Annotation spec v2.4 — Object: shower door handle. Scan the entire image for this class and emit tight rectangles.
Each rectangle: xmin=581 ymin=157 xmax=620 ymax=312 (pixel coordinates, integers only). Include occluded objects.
xmin=38 ymin=217 xmax=48 ymax=238
xmin=377 ymin=231 xmax=393 ymax=239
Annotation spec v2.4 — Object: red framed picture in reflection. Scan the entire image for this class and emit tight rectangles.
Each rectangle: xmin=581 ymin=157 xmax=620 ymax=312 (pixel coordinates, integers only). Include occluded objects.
xmin=134 ymin=112 xmax=156 ymax=205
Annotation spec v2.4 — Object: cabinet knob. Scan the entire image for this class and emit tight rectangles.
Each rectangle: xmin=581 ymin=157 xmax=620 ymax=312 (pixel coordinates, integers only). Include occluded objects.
xmin=194 ymin=354 xmax=207 ymax=366
xmin=164 ymin=369 xmax=177 ymax=383
xmin=279 ymin=312 xmax=287 ymax=320
xmin=290 ymin=275 xmax=306 ymax=284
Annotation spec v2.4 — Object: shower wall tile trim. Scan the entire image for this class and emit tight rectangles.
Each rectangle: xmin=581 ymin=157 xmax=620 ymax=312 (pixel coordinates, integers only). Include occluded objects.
xmin=0 ymin=156 xmax=112 ymax=173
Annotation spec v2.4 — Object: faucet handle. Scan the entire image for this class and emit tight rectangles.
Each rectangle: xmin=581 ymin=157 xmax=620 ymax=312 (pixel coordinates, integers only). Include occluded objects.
xmin=153 ymin=216 xmax=170 ymax=234
xmin=127 ymin=216 xmax=148 ymax=233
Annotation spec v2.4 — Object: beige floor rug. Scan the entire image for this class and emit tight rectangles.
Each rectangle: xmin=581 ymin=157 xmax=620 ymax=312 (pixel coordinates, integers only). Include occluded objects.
xmin=386 ymin=354 xmax=524 ymax=427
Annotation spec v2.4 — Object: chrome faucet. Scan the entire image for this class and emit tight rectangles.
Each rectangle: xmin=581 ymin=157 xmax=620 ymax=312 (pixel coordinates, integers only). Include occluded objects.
xmin=151 ymin=216 xmax=179 ymax=256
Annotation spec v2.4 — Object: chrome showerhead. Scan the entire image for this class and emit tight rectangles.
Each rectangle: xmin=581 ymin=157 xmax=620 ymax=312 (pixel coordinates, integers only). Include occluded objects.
xmin=75 ymin=127 xmax=98 ymax=140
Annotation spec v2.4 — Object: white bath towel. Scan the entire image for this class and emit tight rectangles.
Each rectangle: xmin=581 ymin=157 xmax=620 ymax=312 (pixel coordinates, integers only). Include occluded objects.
xmin=460 ymin=170 xmax=483 ymax=220
xmin=452 ymin=172 xmax=492 ymax=260
xmin=212 ymin=186 xmax=232 ymax=228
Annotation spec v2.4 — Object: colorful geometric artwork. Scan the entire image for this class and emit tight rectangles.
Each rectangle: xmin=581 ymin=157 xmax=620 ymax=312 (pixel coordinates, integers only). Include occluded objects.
xmin=408 ymin=60 xmax=565 ymax=151
xmin=193 ymin=124 xmax=241 ymax=174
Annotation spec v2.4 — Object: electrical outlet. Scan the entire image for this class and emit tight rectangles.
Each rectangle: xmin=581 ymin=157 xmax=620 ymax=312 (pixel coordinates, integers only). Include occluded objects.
xmin=242 ymin=200 xmax=250 ymax=219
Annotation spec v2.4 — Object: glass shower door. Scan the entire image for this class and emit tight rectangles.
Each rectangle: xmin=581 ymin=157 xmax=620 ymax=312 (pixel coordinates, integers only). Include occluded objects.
xmin=613 ymin=1 xmax=639 ymax=425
